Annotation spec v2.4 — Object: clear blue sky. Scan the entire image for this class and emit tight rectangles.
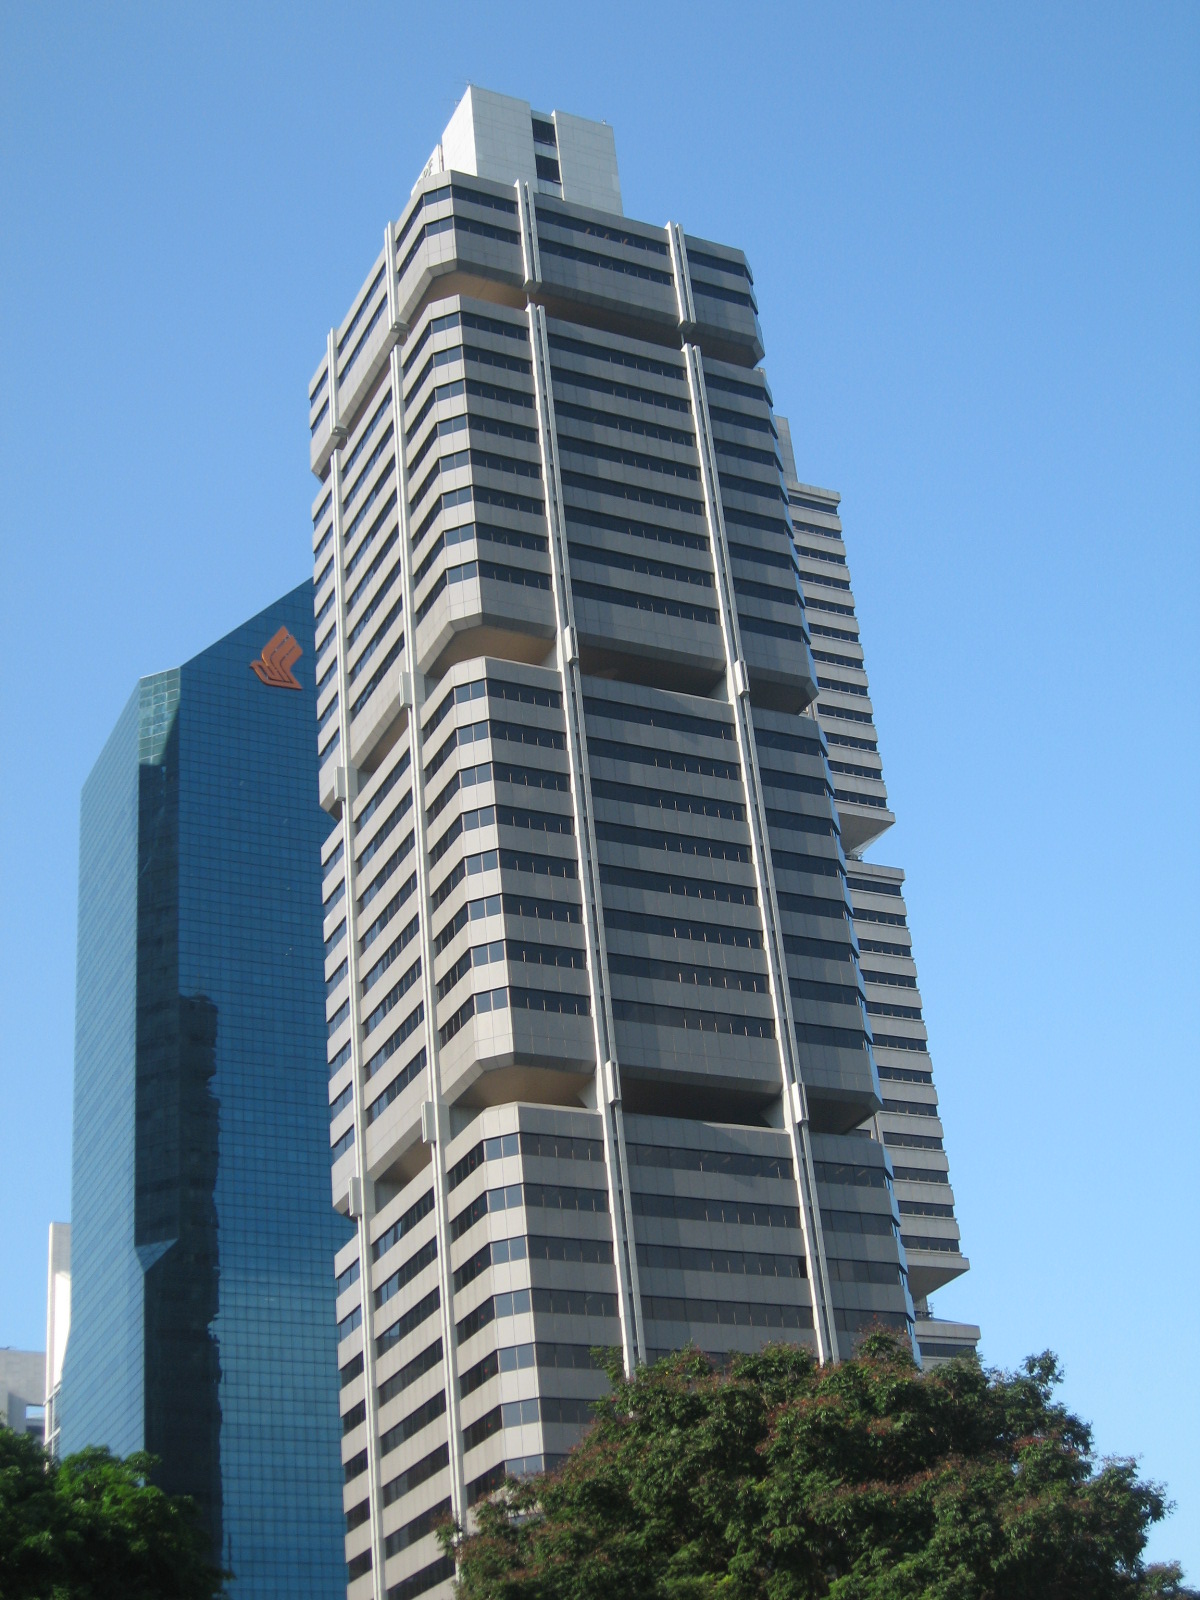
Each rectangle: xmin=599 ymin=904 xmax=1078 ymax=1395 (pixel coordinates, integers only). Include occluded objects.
xmin=2 ymin=0 xmax=1196 ymax=1574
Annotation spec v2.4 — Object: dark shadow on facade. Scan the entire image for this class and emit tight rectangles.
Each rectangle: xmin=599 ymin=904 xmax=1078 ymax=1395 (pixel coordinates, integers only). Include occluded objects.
xmin=134 ymin=721 xmax=223 ymax=1562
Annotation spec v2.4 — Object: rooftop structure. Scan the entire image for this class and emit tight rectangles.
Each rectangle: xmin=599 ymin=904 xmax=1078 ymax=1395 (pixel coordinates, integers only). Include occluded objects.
xmin=415 ymin=85 xmax=622 ymax=215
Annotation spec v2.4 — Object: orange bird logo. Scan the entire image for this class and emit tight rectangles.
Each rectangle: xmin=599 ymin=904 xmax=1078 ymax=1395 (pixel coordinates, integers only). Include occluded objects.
xmin=250 ymin=627 xmax=303 ymax=690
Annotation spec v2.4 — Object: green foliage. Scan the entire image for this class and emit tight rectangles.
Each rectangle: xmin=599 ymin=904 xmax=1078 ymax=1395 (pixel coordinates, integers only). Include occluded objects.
xmin=0 ymin=1425 xmax=226 ymax=1599
xmin=447 ymin=1334 xmax=1193 ymax=1600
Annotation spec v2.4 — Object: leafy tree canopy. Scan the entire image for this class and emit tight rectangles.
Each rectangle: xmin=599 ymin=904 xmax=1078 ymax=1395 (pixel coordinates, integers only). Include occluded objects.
xmin=0 ymin=1426 xmax=225 ymax=1599
xmin=449 ymin=1333 xmax=1192 ymax=1600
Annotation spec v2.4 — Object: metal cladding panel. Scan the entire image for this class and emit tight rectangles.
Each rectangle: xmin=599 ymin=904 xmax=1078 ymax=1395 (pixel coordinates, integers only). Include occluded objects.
xmin=773 ymin=446 xmax=971 ymax=1323
xmin=704 ymin=355 xmax=818 ymax=710
xmin=847 ymin=863 xmax=968 ymax=1301
xmin=627 ymin=1116 xmax=815 ymax=1357
xmin=552 ymin=111 xmax=622 ymax=215
xmin=443 ymin=87 xmax=541 ymax=191
xmin=394 ymin=180 xmax=526 ymax=334
xmin=810 ymin=1132 xmax=914 ymax=1339
xmin=783 ymin=476 xmax=895 ymax=854
xmin=683 ymin=232 xmax=764 ymax=364
xmin=751 ymin=704 xmax=880 ymax=1131
xmin=546 ymin=316 xmax=729 ymax=686
xmin=533 ymin=198 xmax=679 ymax=331
xmin=398 ymin=300 xmax=557 ymax=679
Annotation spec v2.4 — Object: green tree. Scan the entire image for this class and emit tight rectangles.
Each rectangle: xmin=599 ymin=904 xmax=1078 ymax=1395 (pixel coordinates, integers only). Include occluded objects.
xmin=448 ymin=1333 xmax=1193 ymax=1600
xmin=0 ymin=1426 xmax=226 ymax=1599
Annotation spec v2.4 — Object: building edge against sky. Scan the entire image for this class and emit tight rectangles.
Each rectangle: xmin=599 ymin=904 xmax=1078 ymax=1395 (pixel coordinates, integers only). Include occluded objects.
xmin=43 ymin=1222 xmax=70 ymax=1456
xmin=61 ymin=584 xmax=349 ymax=1596
xmin=773 ymin=426 xmax=979 ymax=1363
xmin=309 ymin=85 xmax=977 ymax=1600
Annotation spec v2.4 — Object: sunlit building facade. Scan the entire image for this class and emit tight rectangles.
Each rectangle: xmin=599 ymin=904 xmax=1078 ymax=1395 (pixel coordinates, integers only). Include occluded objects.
xmin=309 ymin=88 xmax=975 ymax=1600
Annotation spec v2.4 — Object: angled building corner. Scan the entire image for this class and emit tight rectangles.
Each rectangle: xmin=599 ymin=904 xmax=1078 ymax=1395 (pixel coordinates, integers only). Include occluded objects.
xmin=775 ymin=418 xmax=979 ymax=1365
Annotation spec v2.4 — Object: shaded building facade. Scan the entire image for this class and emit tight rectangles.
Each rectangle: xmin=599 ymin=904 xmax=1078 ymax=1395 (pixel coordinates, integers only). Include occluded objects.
xmin=62 ymin=584 xmax=350 ymax=1596
xmin=773 ymin=428 xmax=979 ymax=1363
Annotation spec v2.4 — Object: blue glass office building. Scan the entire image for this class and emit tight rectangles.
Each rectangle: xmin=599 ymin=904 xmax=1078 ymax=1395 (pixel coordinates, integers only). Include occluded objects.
xmin=63 ymin=583 xmax=350 ymax=1596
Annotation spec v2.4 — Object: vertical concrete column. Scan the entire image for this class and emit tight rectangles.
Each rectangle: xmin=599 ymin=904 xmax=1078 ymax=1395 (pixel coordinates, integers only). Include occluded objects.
xmin=668 ymin=228 xmax=840 ymax=1363
xmin=326 ymin=328 xmax=388 ymax=1600
xmin=518 ymin=181 xmax=646 ymax=1373
xmin=384 ymin=232 xmax=468 ymax=1530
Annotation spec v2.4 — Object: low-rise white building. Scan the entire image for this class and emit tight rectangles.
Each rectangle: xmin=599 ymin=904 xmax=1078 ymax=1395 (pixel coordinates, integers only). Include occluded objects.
xmin=1 ymin=1347 xmax=45 ymax=1443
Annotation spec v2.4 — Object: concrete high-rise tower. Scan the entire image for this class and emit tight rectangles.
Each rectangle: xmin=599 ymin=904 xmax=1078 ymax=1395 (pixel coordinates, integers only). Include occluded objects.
xmin=311 ymin=87 xmax=973 ymax=1600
